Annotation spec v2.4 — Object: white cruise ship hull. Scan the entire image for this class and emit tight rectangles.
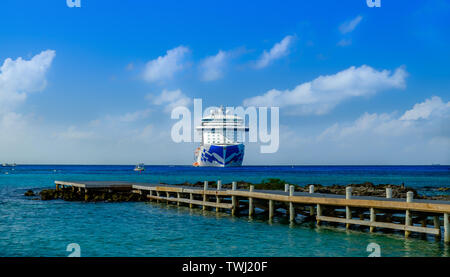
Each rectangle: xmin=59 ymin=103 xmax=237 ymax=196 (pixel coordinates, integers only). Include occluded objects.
xmin=194 ymin=144 xmax=245 ymax=167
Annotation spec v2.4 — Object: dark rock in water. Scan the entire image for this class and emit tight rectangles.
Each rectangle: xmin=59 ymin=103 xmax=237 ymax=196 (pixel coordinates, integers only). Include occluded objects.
xmin=39 ymin=189 xmax=59 ymax=200
xmin=24 ymin=190 xmax=36 ymax=197
xmin=37 ymin=187 xmax=146 ymax=202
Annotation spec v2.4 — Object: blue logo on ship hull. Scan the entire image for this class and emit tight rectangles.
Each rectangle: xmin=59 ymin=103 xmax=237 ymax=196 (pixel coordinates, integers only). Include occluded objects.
xmin=197 ymin=144 xmax=245 ymax=167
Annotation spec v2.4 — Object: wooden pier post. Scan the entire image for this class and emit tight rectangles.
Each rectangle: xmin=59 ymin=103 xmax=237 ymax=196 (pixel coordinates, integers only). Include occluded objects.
xmin=345 ymin=187 xmax=352 ymax=229
xmin=405 ymin=191 xmax=414 ymax=238
xmin=203 ymin=181 xmax=208 ymax=211
xmin=216 ymin=180 xmax=222 ymax=212
xmin=434 ymin=215 xmax=441 ymax=239
xmin=445 ymin=213 xmax=449 ymax=244
xmin=189 ymin=193 xmax=193 ymax=209
xmin=84 ymin=189 xmax=88 ymax=201
xmin=166 ymin=192 xmax=170 ymax=204
xmin=177 ymin=192 xmax=180 ymax=206
xmin=386 ymin=187 xmax=392 ymax=199
xmin=231 ymin=181 xmax=237 ymax=216
xmin=309 ymin=185 xmax=315 ymax=216
xmin=269 ymin=200 xmax=274 ymax=222
xmin=148 ymin=190 xmax=153 ymax=202
xmin=316 ymin=204 xmax=322 ymax=225
xmin=249 ymin=185 xmax=255 ymax=217
xmin=370 ymin=208 xmax=376 ymax=233
xmin=55 ymin=184 xmax=60 ymax=191
xmin=289 ymin=185 xmax=295 ymax=223
xmin=156 ymin=191 xmax=160 ymax=203
xmin=284 ymin=184 xmax=289 ymax=193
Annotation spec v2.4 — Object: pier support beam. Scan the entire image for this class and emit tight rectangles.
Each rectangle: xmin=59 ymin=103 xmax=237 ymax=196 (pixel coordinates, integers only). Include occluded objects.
xmin=434 ymin=215 xmax=441 ymax=239
xmin=84 ymin=189 xmax=88 ymax=201
xmin=231 ymin=181 xmax=237 ymax=216
xmin=445 ymin=213 xmax=449 ymax=244
xmin=189 ymin=193 xmax=193 ymax=209
xmin=405 ymin=191 xmax=413 ymax=238
xmin=345 ymin=187 xmax=352 ymax=229
xmin=316 ymin=204 xmax=322 ymax=225
xmin=309 ymin=185 xmax=315 ymax=216
xmin=269 ymin=200 xmax=274 ymax=222
xmin=177 ymin=192 xmax=180 ymax=206
xmin=370 ymin=208 xmax=376 ymax=233
xmin=148 ymin=190 xmax=152 ymax=201
xmin=203 ymin=181 xmax=208 ymax=211
xmin=216 ymin=180 xmax=221 ymax=212
xmin=284 ymin=184 xmax=289 ymax=193
xmin=289 ymin=185 xmax=295 ymax=223
xmin=156 ymin=191 xmax=160 ymax=203
xmin=249 ymin=185 xmax=254 ymax=218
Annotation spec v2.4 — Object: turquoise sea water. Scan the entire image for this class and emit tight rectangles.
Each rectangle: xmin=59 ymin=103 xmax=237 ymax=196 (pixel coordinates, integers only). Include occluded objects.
xmin=0 ymin=165 xmax=449 ymax=257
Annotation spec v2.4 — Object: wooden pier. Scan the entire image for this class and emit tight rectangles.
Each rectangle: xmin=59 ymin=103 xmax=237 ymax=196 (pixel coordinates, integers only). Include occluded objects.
xmin=55 ymin=180 xmax=450 ymax=243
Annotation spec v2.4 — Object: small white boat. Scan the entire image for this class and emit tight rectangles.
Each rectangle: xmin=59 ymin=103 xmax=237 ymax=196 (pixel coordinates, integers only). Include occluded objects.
xmin=134 ymin=163 xmax=145 ymax=172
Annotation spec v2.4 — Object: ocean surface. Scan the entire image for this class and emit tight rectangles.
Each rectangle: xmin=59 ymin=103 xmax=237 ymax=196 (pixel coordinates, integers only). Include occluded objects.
xmin=0 ymin=165 xmax=449 ymax=257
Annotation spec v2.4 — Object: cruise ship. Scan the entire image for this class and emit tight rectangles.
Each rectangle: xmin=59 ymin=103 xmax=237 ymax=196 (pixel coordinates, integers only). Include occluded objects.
xmin=193 ymin=106 xmax=249 ymax=167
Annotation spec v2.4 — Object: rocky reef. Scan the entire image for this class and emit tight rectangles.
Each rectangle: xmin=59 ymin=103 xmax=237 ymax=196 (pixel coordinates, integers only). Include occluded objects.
xmin=35 ymin=187 xmax=147 ymax=202
xmin=25 ymin=178 xmax=450 ymax=202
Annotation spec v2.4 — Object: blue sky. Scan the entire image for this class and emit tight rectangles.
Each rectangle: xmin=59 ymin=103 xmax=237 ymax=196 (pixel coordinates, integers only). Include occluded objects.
xmin=0 ymin=0 xmax=449 ymax=164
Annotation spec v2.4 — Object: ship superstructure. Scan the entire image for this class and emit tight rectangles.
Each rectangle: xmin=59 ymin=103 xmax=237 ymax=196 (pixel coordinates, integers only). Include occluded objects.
xmin=194 ymin=106 xmax=249 ymax=167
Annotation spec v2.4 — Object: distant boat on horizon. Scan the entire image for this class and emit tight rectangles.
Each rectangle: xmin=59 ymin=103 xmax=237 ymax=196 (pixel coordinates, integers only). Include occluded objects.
xmin=1 ymin=163 xmax=16 ymax=167
xmin=134 ymin=163 xmax=145 ymax=172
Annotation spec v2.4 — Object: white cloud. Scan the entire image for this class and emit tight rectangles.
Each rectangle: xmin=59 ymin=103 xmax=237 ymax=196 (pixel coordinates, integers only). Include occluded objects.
xmin=243 ymin=65 xmax=408 ymax=115
xmin=199 ymin=50 xmax=229 ymax=81
xmin=319 ymin=112 xmax=410 ymax=140
xmin=339 ymin=15 xmax=363 ymax=34
xmin=143 ymin=46 xmax=189 ymax=82
xmin=255 ymin=35 xmax=294 ymax=69
xmin=320 ymin=96 xmax=449 ymax=140
xmin=56 ymin=126 xmax=95 ymax=140
xmin=400 ymin=96 xmax=450 ymax=121
xmin=150 ymin=89 xmax=191 ymax=113
xmin=0 ymin=50 xmax=55 ymax=113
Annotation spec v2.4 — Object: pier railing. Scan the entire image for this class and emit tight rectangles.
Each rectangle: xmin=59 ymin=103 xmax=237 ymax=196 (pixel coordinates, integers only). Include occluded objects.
xmin=55 ymin=180 xmax=450 ymax=243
